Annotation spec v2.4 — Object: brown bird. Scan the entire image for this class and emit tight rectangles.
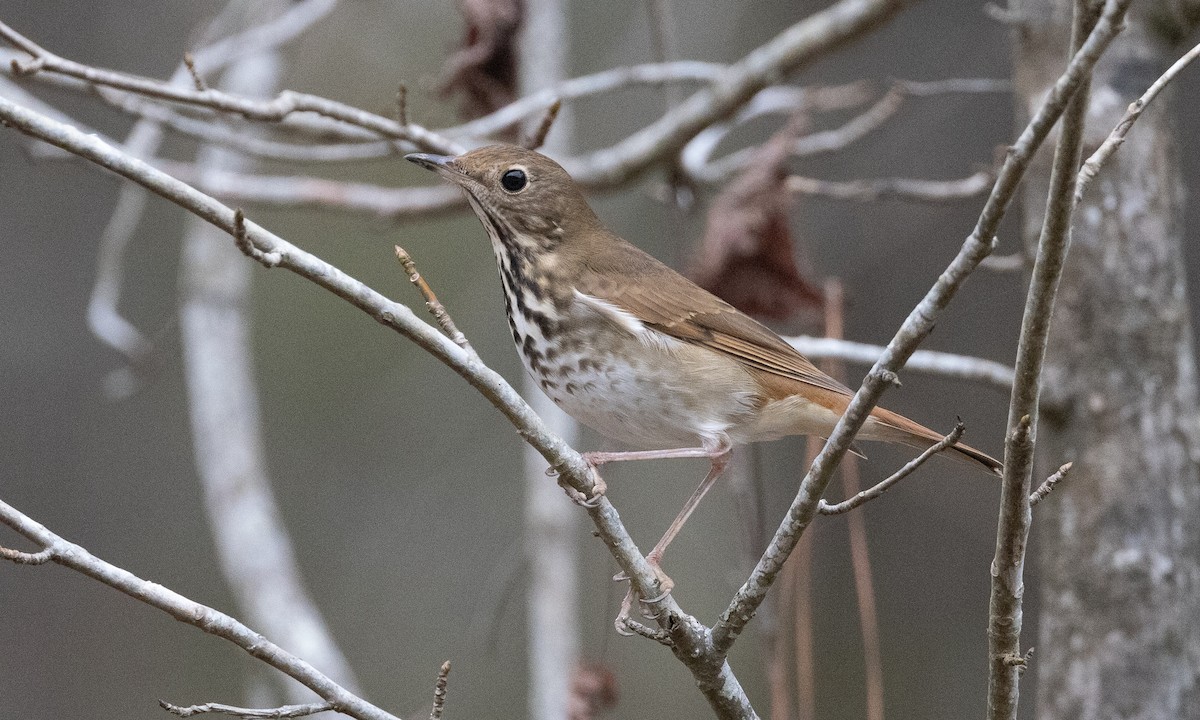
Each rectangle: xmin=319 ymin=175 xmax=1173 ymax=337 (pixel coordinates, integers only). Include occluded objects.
xmin=407 ymin=145 xmax=1000 ymax=576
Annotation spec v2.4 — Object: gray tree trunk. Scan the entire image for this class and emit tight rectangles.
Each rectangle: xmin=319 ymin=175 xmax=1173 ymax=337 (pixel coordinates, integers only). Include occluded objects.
xmin=1012 ymin=2 xmax=1200 ymax=718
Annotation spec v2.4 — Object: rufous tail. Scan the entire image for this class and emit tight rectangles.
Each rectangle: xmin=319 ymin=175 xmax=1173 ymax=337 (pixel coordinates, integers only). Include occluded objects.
xmin=865 ymin=406 xmax=1003 ymax=475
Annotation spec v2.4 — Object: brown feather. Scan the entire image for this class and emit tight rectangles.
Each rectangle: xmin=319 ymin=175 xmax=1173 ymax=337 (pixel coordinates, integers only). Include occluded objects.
xmin=571 ymin=232 xmax=853 ymax=397
xmin=411 ymin=144 xmax=1003 ymax=475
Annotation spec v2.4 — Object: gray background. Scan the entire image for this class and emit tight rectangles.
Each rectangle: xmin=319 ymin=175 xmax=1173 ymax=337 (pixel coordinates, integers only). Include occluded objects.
xmin=2 ymin=1 xmax=1197 ymax=719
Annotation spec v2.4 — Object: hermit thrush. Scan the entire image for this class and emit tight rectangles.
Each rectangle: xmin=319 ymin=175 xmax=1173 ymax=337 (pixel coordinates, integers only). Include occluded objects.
xmin=407 ymin=145 xmax=1000 ymax=570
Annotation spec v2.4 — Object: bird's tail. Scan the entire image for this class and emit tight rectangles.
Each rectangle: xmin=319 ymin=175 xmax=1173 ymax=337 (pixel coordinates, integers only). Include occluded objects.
xmin=863 ymin=406 xmax=1003 ymax=475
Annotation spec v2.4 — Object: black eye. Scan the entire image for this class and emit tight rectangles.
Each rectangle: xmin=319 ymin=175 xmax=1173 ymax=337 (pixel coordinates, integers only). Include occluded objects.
xmin=500 ymin=168 xmax=527 ymax=193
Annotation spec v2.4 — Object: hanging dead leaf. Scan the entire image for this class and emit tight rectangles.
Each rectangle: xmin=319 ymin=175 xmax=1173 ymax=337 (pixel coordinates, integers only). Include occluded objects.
xmin=438 ymin=0 xmax=523 ymax=121
xmin=567 ymin=662 xmax=618 ymax=720
xmin=689 ymin=116 xmax=824 ymax=321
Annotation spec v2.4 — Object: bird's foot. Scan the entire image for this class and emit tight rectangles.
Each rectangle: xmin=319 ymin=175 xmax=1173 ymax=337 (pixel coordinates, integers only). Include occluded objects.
xmin=613 ymin=554 xmax=674 ymax=632
xmin=553 ymin=465 xmax=607 ymax=508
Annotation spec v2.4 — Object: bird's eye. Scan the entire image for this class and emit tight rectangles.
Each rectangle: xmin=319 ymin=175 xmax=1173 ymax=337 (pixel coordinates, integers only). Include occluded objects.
xmin=500 ymin=168 xmax=527 ymax=193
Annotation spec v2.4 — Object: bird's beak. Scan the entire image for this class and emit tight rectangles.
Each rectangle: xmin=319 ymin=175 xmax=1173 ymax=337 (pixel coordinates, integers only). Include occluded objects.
xmin=405 ymin=153 xmax=461 ymax=181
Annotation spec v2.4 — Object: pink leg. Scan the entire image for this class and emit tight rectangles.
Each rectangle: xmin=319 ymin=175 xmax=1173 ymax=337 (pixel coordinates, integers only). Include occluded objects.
xmin=610 ymin=441 xmax=732 ymax=627
xmin=647 ymin=449 xmax=731 ymax=567
xmin=584 ymin=446 xmax=723 ymax=466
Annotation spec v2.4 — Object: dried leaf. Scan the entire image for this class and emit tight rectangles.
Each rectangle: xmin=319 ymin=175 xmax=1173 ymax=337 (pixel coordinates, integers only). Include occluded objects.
xmin=438 ymin=0 xmax=523 ymax=121
xmin=567 ymin=662 xmax=618 ymax=720
xmin=690 ymin=116 xmax=824 ymax=321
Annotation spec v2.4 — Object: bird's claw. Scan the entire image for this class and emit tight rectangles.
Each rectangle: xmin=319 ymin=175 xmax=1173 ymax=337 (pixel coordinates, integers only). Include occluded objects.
xmin=612 ymin=559 xmax=674 ymax=627
xmin=555 ymin=471 xmax=606 ymax=508
xmin=552 ymin=463 xmax=609 ymax=508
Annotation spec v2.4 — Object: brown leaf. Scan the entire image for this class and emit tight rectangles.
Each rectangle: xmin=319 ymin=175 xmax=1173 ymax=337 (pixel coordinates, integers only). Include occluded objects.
xmin=567 ymin=662 xmax=618 ymax=720
xmin=690 ymin=116 xmax=824 ymax=321
xmin=438 ymin=0 xmax=523 ymax=121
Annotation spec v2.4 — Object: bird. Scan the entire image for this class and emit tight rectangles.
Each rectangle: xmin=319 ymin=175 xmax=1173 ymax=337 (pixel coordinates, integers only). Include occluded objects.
xmin=407 ymin=145 xmax=1000 ymax=585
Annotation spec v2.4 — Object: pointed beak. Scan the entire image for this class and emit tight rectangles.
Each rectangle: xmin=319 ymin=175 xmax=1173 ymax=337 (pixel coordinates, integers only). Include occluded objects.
xmin=405 ymin=152 xmax=461 ymax=181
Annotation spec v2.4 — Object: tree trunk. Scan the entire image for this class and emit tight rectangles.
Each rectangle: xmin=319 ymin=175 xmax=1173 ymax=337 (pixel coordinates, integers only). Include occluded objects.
xmin=1012 ymin=2 xmax=1200 ymax=718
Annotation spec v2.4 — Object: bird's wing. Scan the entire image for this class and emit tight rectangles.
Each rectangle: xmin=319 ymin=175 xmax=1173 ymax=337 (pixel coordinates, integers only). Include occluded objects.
xmin=576 ymin=250 xmax=854 ymax=398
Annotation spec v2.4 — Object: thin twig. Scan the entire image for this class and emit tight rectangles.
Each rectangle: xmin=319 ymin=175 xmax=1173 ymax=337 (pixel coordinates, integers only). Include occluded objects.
xmin=0 ymin=91 xmax=744 ymax=717
xmin=988 ymin=1 xmax=1108 ymax=717
xmin=233 ymin=209 xmax=281 ymax=267
xmin=1075 ymin=39 xmax=1200 ymax=202
xmin=180 ymin=28 xmax=362 ymax=703
xmin=687 ymin=85 xmax=905 ymax=183
xmin=394 ymin=246 xmax=475 ymax=357
xmin=159 ymin=701 xmax=333 ymax=719
xmin=620 ymin=618 xmax=674 ymax=646
xmin=817 ymin=279 xmax=884 ymax=720
xmin=0 ymin=19 xmax=461 ymax=155
xmin=712 ymin=0 xmax=1133 ymax=657
xmin=1 ymin=3 xmax=909 ymax=195
xmin=783 ymin=335 xmax=1014 ymax=389
xmin=686 ymin=76 xmax=1006 ymax=185
xmin=155 ymin=160 xmax=464 ymax=217
xmin=1029 ymin=462 xmax=1072 ymax=508
xmin=522 ymin=98 xmax=561 ymax=150
xmin=429 ymin=661 xmax=451 ymax=720
xmin=570 ymin=0 xmax=911 ymax=188
xmin=786 ymin=170 xmax=993 ymax=203
xmin=85 ymin=0 xmax=340 ymax=394
xmin=0 ymin=499 xmax=395 ymax=720
xmin=819 ymin=424 xmax=966 ymax=515
xmin=395 ymin=83 xmax=408 ymax=127
xmin=0 ymin=544 xmax=53 ymax=564
xmin=182 ymin=52 xmax=207 ymax=92
xmin=447 ymin=60 xmax=726 ymax=139
xmin=153 ymin=164 xmax=997 ymax=220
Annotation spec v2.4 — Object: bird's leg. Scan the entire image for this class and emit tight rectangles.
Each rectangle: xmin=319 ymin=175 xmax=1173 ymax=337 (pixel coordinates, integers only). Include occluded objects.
xmin=584 ymin=446 xmax=725 ymax=466
xmin=612 ymin=440 xmax=732 ymax=629
xmin=646 ymin=448 xmax=731 ymax=569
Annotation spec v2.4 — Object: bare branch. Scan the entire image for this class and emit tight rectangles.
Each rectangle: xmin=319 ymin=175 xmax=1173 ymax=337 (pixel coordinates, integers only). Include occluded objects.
xmin=686 ymin=77 xmax=1006 ymax=184
xmin=159 ymin=701 xmax=333 ymax=719
xmin=447 ymin=60 xmax=725 ymax=139
xmin=786 ymin=170 xmax=993 ymax=203
xmin=685 ymin=85 xmax=905 ymax=183
xmin=0 ymin=19 xmax=461 ymax=155
xmin=783 ymin=335 xmax=1014 ymax=389
xmin=2 ymin=0 xmax=910 ymax=198
xmin=0 ymin=499 xmax=396 ymax=720
xmin=988 ymin=1 xmax=1109 ymax=717
xmin=394 ymin=246 xmax=475 ymax=357
xmin=569 ymin=0 xmax=911 ymax=188
xmin=819 ymin=423 xmax=966 ymax=515
xmin=0 ymin=92 xmax=746 ymax=716
xmin=148 ymin=160 xmax=995 ymax=222
xmin=85 ymin=0 xmax=340 ymax=393
xmin=1075 ymin=39 xmax=1200 ymax=202
xmin=1029 ymin=462 xmax=1071 ymax=508
xmin=181 ymin=32 xmax=361 ymax=702
xmin=712 ymin=0 xmax=1132 ymax=657
xmin=155 ymin=160 xmax=464 ymax=217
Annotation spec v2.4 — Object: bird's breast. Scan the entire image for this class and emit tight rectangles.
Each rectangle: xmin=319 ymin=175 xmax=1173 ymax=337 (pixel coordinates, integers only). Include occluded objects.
xmin=498 ymin=274 xmax=761 ymax=450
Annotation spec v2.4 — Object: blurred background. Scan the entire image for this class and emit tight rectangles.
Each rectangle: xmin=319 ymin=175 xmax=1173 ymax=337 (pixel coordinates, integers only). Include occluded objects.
xmin=1 ymin=1 xmax=1197 ymax=719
